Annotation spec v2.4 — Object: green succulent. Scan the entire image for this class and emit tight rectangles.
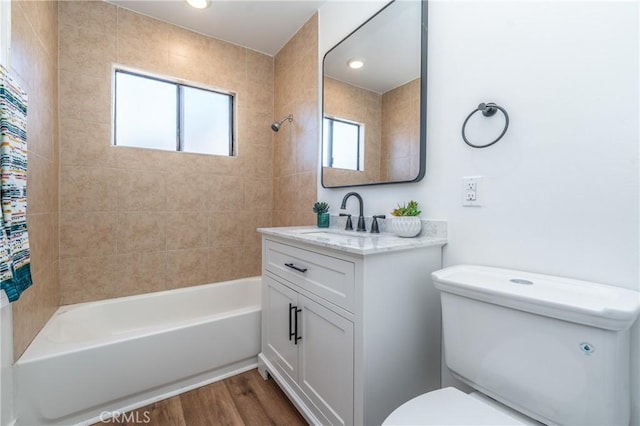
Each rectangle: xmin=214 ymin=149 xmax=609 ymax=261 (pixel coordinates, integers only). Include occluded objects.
xmin=312 ymin=201 xmax=330 ymax=214
xmin=391 ymin=200 xmax=421 ymax=217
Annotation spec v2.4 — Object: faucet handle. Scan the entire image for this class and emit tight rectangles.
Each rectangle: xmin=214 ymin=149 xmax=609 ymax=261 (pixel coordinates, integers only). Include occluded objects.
xmin=339 ymin=213 xmax=353 ymax=231
xmin=371 ymin=215 xmax=386 ymax=233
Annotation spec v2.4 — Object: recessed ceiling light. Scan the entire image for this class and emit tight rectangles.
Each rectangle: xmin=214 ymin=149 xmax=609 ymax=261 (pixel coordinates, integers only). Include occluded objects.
xmin=347 ymin=59 xmax=364 ymax=70
xmin=186 ymin=0 xmax=211 ymax=9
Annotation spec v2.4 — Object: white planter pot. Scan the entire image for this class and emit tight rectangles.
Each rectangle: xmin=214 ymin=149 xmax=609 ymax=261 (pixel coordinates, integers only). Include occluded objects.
xmin=390 ymin=217 xmax=422 ymax=237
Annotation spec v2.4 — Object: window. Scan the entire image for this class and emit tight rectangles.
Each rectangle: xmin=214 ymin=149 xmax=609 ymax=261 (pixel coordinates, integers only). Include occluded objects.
xmin=322 ymin=117 xmax=363 ymax=171
xmin=114 ymin=69 xmax=234 ymax=156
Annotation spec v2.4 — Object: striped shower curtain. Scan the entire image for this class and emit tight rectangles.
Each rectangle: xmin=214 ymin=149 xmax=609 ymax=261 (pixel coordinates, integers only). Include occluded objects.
xmin=0 ymin=65 xmax=31 ymax=302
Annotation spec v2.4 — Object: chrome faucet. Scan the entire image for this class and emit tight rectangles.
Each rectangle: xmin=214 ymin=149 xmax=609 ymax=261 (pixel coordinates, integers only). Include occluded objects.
xmin=340 ymin=192 xmax=366 ymax=232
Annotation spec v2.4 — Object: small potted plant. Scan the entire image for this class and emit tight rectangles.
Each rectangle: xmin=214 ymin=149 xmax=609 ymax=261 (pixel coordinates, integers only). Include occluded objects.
xmin=313 ymin=201 xmax=330 ymax=228
xmin=390 ymin=200 xmax=422 ymax=237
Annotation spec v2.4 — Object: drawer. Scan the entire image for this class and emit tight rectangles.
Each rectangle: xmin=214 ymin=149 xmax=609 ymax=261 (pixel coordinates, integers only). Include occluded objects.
xmin=264 ymin=239 xmax=355 ymax=312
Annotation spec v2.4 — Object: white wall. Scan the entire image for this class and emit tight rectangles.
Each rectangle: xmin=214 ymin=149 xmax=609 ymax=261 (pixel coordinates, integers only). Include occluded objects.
xmin=0 ymin=0 xmax=9 ymax=69
xmin=0 ymin=3 xmax=12 ymax=424
xmin=318 ymin=1 xmax=640 ymax=424
xmin=0 ymin=292 xmax=13 ymax=426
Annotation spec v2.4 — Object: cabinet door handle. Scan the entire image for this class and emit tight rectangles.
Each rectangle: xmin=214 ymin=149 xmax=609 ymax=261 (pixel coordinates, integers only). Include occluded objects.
xmin=289 ymin=303 xmax=295 ymax=341
xmin=294 ymin=307 xmax=302 ymax=344
xmin=285 ymin=263 xmax=308 ymax=273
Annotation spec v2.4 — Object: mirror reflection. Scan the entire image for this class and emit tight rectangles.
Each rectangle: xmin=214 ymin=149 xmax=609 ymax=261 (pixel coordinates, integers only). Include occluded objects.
xmin=322 ymin=0 xmax=426 ymax=188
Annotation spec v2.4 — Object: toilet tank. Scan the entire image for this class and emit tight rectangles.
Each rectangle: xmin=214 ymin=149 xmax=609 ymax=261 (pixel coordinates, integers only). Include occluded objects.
xmin=432 ymin=265 xmax=640 ymax=426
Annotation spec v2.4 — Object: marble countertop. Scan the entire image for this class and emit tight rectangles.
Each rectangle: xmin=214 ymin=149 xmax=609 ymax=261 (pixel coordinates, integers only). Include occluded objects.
xmin=258 ymin=219 xmax=447 ymax=256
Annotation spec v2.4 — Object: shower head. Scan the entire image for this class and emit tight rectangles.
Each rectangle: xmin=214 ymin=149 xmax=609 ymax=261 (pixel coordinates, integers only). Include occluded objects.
xmin=271 ymin=114 xmax=293 ymax=132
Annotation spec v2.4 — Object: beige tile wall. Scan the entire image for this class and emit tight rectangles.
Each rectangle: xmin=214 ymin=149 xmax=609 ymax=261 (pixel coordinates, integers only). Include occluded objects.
xmin=321 ymin=77 xmax=420 ymax=186
xmin=381 ymin=78 xmax=421 ymax=181
xmin=58 ymin=2 xmax=274 ymax=304
xmin=10 ymin=0 xmax=60 ymax=359
xmin=322 ymin=77 xmax=382 ymax=187
xmin=273 ymin=13 xmax=319 ymax=226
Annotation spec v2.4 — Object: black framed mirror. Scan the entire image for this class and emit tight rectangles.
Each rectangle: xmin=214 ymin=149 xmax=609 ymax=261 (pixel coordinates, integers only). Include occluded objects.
xmin=321 ymin=0 xmax=427 ymax=188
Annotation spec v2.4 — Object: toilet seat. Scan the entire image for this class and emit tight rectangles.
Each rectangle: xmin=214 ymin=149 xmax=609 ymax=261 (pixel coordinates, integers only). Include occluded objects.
xmin=382 ymin=387 xmax=527 ymax=425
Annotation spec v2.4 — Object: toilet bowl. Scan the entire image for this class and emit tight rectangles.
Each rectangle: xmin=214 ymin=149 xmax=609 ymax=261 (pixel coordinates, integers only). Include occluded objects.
xmin=383 ymin=265 xmax=640 ymax=426
xmin=383 ymin=387 xmax=539 ymax=425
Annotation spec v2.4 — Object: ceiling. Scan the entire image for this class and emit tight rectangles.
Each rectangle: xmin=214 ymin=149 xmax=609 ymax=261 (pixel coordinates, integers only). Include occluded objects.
xmin=107 ymin=0 xmax=326 ymax=56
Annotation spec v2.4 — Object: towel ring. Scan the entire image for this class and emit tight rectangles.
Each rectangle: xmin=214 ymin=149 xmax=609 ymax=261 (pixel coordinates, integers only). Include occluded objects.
xmin=461 ymin=102 xmax=509 ymax=148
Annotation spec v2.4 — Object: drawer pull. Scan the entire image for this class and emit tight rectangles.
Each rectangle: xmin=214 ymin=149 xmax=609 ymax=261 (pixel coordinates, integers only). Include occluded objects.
xmin=285 ymin=263 xmax=308 ymax=273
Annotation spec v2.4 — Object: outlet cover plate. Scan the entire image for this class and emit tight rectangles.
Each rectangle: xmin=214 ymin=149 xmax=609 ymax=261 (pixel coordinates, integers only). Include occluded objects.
xmin=462 ymin=176 xmax=483 ymax=206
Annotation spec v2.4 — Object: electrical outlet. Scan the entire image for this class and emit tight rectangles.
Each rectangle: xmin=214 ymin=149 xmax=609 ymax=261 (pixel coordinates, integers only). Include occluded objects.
xmin=462 ymin=176 xmax=483 ymax=206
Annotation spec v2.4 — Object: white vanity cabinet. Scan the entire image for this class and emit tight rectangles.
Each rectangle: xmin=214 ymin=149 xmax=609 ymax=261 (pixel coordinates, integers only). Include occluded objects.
xmin=258 ymin=226 xmax=446 ymax=426
xmin=263 ymin=274 xmax=354 ymax=425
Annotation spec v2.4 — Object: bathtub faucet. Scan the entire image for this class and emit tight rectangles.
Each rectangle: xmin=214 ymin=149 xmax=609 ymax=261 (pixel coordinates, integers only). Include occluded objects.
xmin=340 ymin=192 xmax=366 ymax=232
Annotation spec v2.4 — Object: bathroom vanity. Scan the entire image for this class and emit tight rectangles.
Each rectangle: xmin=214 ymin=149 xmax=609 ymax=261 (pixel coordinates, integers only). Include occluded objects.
xmin=257 ymin=223 xmax=447 ymax=425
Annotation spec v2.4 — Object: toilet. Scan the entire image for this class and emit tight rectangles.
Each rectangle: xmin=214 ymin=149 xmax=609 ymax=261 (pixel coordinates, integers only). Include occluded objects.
xmin=384 ymin=265 xmax=640 ymax=426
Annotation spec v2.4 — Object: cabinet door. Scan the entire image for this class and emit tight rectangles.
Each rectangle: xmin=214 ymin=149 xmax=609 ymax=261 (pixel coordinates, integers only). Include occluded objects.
xmin=263 ymin=275 xmax=298 ymax=384
xmin=298 ymin=295 xmax=354 ymax=426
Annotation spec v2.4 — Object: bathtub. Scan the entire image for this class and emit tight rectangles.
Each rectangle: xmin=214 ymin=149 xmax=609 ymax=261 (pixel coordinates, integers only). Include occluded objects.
xmin=14 ymin=277 xmax=262 ymax=426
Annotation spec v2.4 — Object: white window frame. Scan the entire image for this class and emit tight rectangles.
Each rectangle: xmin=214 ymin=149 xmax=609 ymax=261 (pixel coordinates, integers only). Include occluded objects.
xmin=323 ymin=115 xmax=365 ymax=171
xmin=111 ymin=65 xmax=236 ymax=156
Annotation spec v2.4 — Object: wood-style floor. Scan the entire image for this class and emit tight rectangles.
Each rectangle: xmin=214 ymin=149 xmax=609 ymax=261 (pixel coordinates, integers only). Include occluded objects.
xmin=97 ymin=369 xmax=307 ymax=426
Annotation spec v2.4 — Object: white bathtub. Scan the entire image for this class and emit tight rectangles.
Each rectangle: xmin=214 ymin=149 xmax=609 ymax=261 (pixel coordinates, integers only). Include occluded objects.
xmin=14 ymin=277 xmax=262 ymax=426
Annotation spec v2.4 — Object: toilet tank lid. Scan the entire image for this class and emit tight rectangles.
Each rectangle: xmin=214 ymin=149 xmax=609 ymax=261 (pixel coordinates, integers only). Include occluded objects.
xmin=432 ymin=265 xmax=640 ymax=331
